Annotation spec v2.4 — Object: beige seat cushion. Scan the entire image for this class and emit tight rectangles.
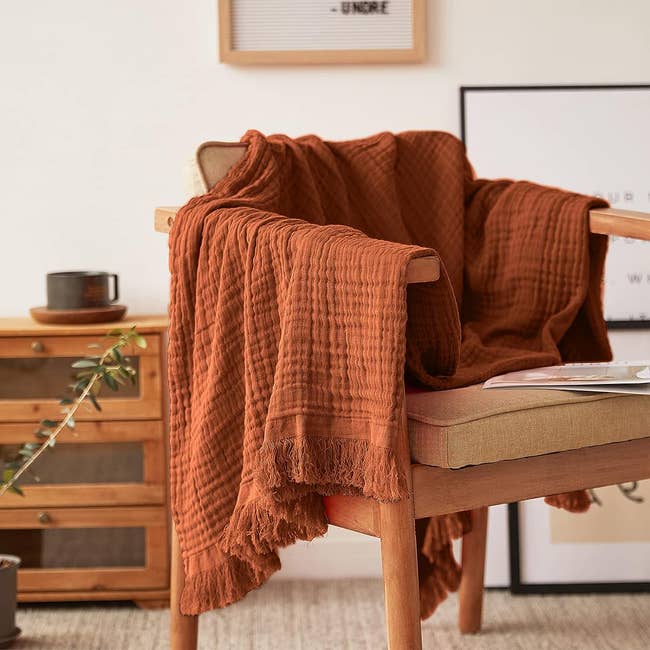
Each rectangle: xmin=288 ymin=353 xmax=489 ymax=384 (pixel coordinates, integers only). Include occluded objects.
xmin=407 ymin=384 xmax=650 ymax=469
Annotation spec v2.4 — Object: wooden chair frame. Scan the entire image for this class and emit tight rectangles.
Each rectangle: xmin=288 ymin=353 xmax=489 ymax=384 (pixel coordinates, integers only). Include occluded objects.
xmin=157 ymin=143 xmax=650 ymax=650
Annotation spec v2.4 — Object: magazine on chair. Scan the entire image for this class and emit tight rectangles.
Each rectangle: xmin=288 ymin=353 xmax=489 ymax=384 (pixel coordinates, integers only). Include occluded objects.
xmin=483 ymin=362 xmax=650 ymax=395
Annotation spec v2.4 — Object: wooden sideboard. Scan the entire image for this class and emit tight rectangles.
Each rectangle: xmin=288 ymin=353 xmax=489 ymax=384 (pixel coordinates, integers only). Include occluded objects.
xmin=0 ymin=315 xmax=170 ymax=607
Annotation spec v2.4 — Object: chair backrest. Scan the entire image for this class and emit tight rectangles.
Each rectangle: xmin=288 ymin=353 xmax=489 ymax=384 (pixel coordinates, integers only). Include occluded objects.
xmin=185 ymin=141 xmax=247 ymax=197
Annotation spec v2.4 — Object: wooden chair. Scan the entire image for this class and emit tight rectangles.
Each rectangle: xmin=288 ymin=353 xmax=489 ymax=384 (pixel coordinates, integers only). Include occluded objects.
xmin=156 ymin=142 xmax=650 ymax=650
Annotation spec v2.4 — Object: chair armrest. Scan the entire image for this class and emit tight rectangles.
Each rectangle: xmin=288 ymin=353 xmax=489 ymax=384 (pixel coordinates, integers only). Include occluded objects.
xmin=589 ymin=208 xmax=650 ymax=241
xmin=154 ymin=207 xmax=440 ymax=284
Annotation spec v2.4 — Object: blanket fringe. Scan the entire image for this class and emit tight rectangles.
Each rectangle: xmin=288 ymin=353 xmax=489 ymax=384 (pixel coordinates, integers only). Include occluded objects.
xmin=180 ymin=553 xmax=280 ymax=616
xmin=220 ymin=492 xmax=328 ymax=560
xmin=419 ymin=545 xmax=463 ymax=619
xmin=419 ymin=512 xmax=472 ymax=619
xmin=544 ymin=489 xmax=591 ymax=513
xmin=257 ymin=436 xmax=407 ymax=502
xmin=421 ymin=511 xmax=472 ymax=559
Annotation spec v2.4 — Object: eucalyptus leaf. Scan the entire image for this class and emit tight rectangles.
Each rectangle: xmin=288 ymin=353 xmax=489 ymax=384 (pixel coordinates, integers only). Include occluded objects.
xmin=73 ymin=380 xmax=90 ymax=393
xmin=71 ymin=359 xmax=98 ymax=369
xmin=133 ymin=335 xmax=147 ymax=349
xmin=88 ymin=393 xmax=102 ymax=412
xmin=104 ymin=374 xmax=118 ymax=391
xmin=9 ymin=484 xmax=23 ymax=496
xmin=41 ymin=419 xmax=58 ymax=428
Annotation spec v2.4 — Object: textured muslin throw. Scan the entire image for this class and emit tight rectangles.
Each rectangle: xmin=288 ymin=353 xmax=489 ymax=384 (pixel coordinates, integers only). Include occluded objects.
xmin=168 ymin=131 xmax=611 ymax=617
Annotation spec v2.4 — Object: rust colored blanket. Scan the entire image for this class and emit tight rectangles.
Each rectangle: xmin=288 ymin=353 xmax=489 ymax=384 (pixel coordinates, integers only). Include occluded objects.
xmin=168 ymin=131 xmax=611 ymax=617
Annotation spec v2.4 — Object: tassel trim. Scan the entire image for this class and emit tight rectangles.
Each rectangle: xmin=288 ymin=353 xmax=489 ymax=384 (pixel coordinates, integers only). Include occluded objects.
xmin=220 ymin=492 xmax=328 ymax=560
xmin=545 ymin=489 xmax=591 ymax=513
xmin=180 ymin=553 xmax=280 ymax=616
xmin=419 ymin=544 xmax=463 ymax=620
xmin=421 ymin=512 xmax=472 ymax=559
xmin=419 ymin=511 xmax=472 ymax=620
xmin=257 ymin=435 xmax=408 ymax=503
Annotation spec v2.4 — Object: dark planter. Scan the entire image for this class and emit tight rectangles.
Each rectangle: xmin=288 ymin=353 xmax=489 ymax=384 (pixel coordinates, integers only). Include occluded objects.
xmin=0 ymin=556 xmax=20 ymax=649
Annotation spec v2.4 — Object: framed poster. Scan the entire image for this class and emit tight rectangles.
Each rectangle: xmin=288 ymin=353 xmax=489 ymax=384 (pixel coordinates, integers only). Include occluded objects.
xmin=218 ymin=0 xmax=426 ymax=64
xmin=509 ymin=493 xmax=650 ymax=594
xmin=461 ymin=84 xmax=650 ymax=328
xmin=461 ymin=84 xmax=650 ymax=592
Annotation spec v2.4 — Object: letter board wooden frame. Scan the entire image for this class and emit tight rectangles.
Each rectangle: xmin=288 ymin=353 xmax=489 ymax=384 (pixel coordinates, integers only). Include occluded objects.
xmin=218 ymin=0 xmax=426 ymax=65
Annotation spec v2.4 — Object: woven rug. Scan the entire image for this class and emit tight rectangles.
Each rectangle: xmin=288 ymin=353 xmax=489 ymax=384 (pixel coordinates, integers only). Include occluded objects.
xmin=15 ymin=579 xmax=650 ymax=649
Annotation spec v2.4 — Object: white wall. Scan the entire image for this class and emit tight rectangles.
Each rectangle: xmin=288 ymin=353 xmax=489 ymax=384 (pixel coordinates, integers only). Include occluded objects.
xmin=1 ymin=0 xmax=649 ymax=585
xmin=2 ymin=0 xmax=650 ymax=315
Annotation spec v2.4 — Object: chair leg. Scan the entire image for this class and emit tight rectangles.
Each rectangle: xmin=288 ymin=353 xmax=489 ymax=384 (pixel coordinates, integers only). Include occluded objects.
xmin=379 ymin=498 xmax=423 ymax=650
xmin=458 ymin=506 xmax=488 ymax=634
xmin=170 ymin=524 xmax=199 ymax=650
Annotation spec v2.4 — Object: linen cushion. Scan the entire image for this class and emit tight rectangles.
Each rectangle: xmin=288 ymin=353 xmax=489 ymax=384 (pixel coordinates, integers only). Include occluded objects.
xmin=407 ymin=384 xmax=650 ymax=468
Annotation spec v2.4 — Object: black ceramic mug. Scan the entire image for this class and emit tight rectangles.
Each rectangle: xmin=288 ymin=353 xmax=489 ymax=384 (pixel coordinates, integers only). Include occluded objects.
xmin=46 ymin=271 xmax=119 ymax=310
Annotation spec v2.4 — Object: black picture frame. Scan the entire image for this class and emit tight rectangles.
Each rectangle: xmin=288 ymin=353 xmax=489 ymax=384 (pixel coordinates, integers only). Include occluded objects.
xmin=460 ymin=84 xmax=650 ymax=593
xmin=459 ymin=83 xmax=650 ymax=330
xmin=508 ymin=502 xmax=650 ymax=594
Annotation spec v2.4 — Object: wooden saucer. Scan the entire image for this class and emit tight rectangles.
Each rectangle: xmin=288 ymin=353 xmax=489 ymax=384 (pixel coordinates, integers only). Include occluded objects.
xmin=30 ymin=305 xmax=128 ymax=325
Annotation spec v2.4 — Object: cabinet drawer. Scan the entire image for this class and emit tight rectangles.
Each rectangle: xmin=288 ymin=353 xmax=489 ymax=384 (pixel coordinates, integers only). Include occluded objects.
xmin=0 ymin=334 xmax=160 ymax=358
xmin=0 ymin=506 xmax=168 ymax=592
xmin=0 ymin=338 xmax=162 ymax=421
xmin=0 ymin=421 xmax=165 ymax=507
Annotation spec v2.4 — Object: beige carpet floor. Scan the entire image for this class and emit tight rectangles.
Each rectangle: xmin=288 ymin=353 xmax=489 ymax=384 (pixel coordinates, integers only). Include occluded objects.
xmin=14 ymin=579 xmax=650 ymax=649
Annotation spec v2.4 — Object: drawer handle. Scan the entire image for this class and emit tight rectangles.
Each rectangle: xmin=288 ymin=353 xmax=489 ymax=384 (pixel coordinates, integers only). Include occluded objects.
xmin=31 ymin=341 xmax=45 ymax=353
xmin=38 ymin=511 xmax=51 ymax=524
